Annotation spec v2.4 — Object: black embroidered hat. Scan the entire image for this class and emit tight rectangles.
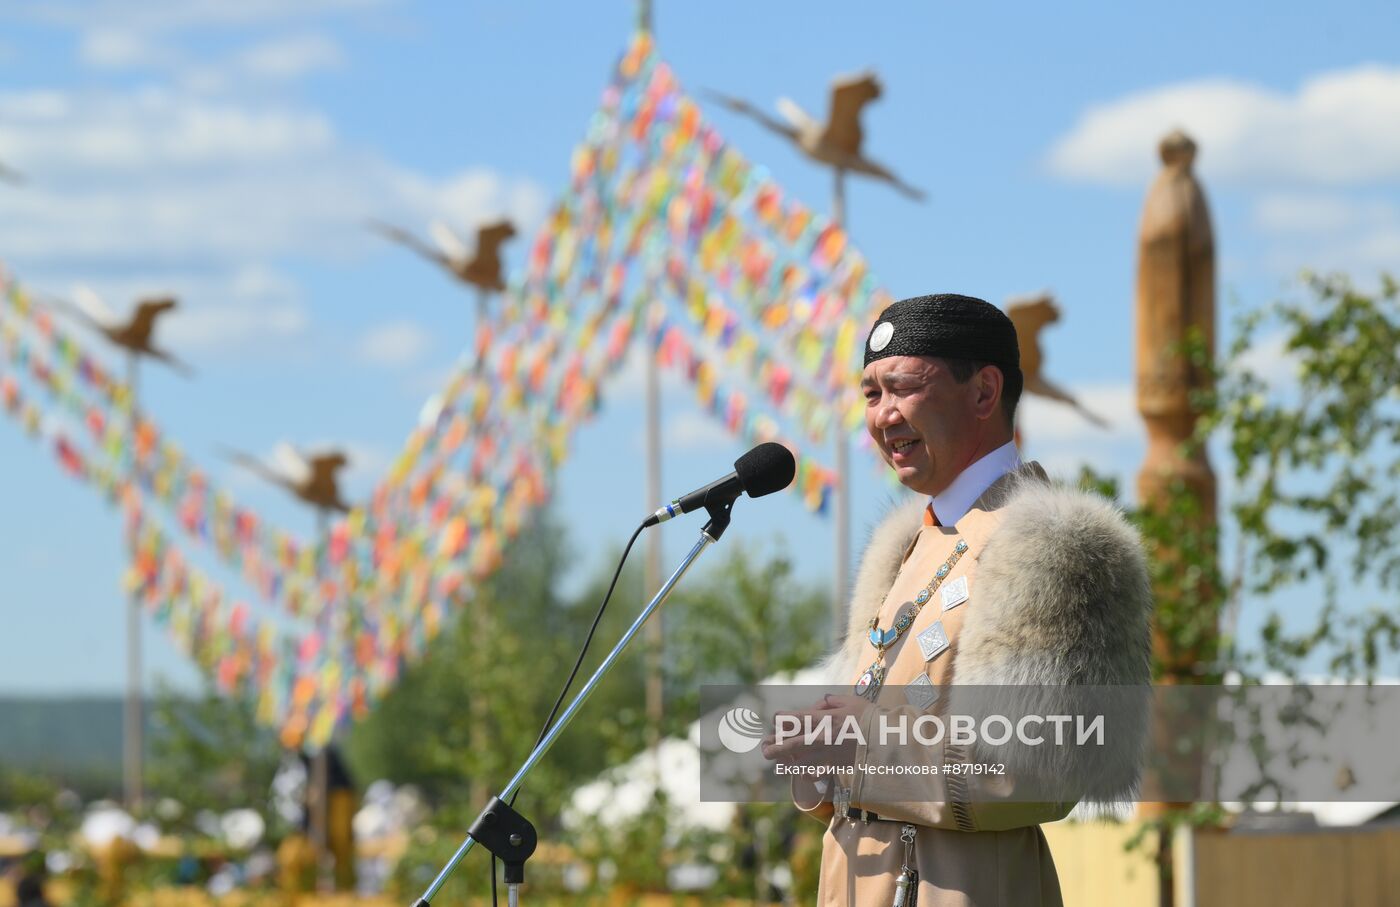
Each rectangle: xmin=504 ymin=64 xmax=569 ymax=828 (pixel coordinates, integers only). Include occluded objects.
xmin=864 ymin=293 xmax=1021 ymax=374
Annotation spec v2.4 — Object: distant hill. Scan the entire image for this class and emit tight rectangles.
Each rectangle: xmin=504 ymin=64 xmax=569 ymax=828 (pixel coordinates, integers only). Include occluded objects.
xmin=0 ymin=695 xmax=136 ymax=797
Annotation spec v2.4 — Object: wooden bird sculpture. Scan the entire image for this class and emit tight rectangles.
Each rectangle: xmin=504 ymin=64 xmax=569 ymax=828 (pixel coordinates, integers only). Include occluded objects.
xmin=226 ymin=442 xmax=351 ymax=514
xmin=1007 ymin=292 xmax=1109 ymax=428
xmin=707 ymin=72 xmax=925 ymax=201
xmin=52 ymin=287 xmax=193 ymax=376
xmin=369 ymin=218 xmax=516 ymax=292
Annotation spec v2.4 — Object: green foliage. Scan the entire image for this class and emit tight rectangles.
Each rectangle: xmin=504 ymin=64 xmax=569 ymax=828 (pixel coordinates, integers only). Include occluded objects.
xmin=1142 ymin=478 xmax=1226 ymax=680
xmin=346 ymin=508 xmax=649 ymax=819
xmin=354 ymin=509 xmax=831 ymax=899
xmin=1205 ymin=271 xmax=1400 ymax=680
xmin=352 ymin=508 xmax=665 ymax=897
xmin=10 ymin=271 xmax=1395 ymax=901
xmin=663 ymin=541 xmax=831 ymax=712
xmin=145 ymin=680 xmax=285 ymax=834
xmin=1210 ymin=273 xmax=1400 ymax=592
xmin=1088 ymin=272 xmax=1400 ymax=860
xmin=0 ymin=761 xmax=58 ymax=808
xmin=1080 ymin=271 xmax=1400 ymax=683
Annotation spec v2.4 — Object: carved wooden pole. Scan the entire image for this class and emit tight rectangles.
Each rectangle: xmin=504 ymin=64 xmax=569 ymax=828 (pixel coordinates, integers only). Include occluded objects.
xmin=1135 ymin=128 xmax=1218 ymax=671
xmin=1134 ymin=128 xmax=1218 ymax=907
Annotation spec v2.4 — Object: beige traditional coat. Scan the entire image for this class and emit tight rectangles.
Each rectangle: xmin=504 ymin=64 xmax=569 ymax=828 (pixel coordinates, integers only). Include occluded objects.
xmin=795 ymin=463 xmax=1152 ymax=906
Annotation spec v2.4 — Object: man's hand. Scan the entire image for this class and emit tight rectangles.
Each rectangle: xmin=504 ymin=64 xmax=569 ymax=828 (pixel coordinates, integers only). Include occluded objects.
xmin=761 ymin=693 xmax=871 ymax=765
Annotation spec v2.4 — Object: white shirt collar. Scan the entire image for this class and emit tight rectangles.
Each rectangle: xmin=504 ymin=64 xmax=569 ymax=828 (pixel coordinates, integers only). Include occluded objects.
xmin=930 ymin=440 xmax=1021 ymax=526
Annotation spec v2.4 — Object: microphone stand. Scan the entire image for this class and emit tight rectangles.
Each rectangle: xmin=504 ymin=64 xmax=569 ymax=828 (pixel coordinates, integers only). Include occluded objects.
xmin=412 ymin=500 xmax=734 ymax=907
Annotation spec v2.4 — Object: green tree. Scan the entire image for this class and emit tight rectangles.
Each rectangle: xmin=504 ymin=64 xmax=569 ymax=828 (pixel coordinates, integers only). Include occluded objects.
xmin=345 ymin=508 xmax=654 ymax=811
xmin=0 ymin=762 xmax=57 ymax=810
xmin=348 ymin=508 xmax=669 ymax=899
xmin=663 ymin=541 xmax=830 ymax=711
xmin=146 ymin=680 xmax=285 ymax=833
xmin=350 ymin=508 xmax=832 ymax=900
xmin=1203 ymin=271 xmax=1400 ymax=680
xmin=1087 ymin=273 xmax=1400 ymax=893
xmin=1084 ymin=272 xmax=1400 ymax=684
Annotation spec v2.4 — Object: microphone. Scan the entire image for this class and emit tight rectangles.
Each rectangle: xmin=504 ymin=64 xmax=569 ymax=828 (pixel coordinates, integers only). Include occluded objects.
xmin=644 ymin=442 xmax=797 ymax=528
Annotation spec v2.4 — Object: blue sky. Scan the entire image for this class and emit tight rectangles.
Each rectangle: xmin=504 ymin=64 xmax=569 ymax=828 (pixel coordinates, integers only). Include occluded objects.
xmin=1 ymin=0 xmax=1397 ymax=693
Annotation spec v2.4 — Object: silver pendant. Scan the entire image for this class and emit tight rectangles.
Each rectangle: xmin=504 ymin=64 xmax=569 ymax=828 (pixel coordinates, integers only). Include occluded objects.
xmin=893 ymin=824 xmax=919 ymax=907
xmin=893 ymin=867 xmax=919 ymax=907
xmin=855 ymin=662 xmax=884 ymax=701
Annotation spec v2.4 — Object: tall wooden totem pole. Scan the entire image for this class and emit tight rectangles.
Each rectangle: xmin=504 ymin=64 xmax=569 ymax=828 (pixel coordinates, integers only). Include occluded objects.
xmin=1135 ymin=129 xmax=1219 ymax=906
xmin=1136 ymin=128 xmax=1218 ymax=672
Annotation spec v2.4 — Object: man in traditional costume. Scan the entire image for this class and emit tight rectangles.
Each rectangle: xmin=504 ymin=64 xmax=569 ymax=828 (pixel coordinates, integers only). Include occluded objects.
xmin=764 ymin=294 xmax=1152 ymax=906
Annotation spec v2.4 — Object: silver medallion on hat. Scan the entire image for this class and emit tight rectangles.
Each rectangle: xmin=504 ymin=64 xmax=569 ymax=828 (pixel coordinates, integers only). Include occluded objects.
xmin=869 ymin=321 xmax=894 ymax=352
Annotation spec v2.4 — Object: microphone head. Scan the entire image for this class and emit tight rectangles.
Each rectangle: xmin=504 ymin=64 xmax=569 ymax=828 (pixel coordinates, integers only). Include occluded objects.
xmin=734 ymin=442 xmax=797 ymax=499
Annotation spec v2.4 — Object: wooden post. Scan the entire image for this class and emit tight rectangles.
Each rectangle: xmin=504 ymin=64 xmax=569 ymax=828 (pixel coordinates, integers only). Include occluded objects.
xmin=644 ymin=303 xmax=664 ymax=744
xmin=470 ymin=286 xmax=492 ymax=804
xmin=832 ymin=167 xmax=847 ymax=229
xmin=1135 ymin=129 xmax=1216 ymax=531
xmin=1134 ymin=128 xmax=1218 ymax=907
xmin=637 ymin=0 xmax=665 ymax=752
xmin=312 ymin=508 xmax=332 ymax=890
xmin=123 ymin=353 xmax=144 ymax=811
xmin=831 ymin=168 xmax=851 ymax=640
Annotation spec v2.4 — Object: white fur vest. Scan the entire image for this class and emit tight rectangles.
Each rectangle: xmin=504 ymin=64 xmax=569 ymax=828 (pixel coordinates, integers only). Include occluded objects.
xmin=825 ymin=465 xmax=1154 ymax=802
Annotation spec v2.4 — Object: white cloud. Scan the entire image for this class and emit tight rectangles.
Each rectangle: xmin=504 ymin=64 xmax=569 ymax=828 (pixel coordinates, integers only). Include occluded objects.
xmin=356 ymin=321 xmax=433 ymax=367
xmin=0 ymin=86 xmax=547 ymax=270
xmin=236 ymin=34 xmax=344 ymax=80
xmin=1253 ymin=194 xmax=1400 ymax=275
xmin=1047 ymin=65 xmax=1400 ymax=187
xmin=0 ymin=90 xmax=70 ymax=118
xmin=0 ymin=15 xmax=545 ymax=361
xmin=1353 ymin=227 xmax=1400 ymax=267
xmin=394 ymin=167 xmax=550 ymax=244
xmin=1233 ymin=330 xmax=1300 ymax=387
xmin=1253 ymin=194 xmax=1397 ymax=235
xmin=8 ymin=0 xmax=386 ymax=33
xmin=628 ymin=410 xmax=734 ymax=456
xmin=78 ymin=30 xmax=345 ymax=91
xmin=78 ymin=28 xmax=166 ymax=68
xmin=1018 ymin=382 xmax=1138 ymax=444
xmin=1016 ymin=382 xmax=1143 ymax=493
xmin=663 ymin=411 xmax=734 ymax=452
xmin=0 ymin=88 xmax=336 ymax=173
xmin=166 ymin=302 xmax=309 ymax=353
xmin=35 ymin=265 xmax=311 ymax=357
